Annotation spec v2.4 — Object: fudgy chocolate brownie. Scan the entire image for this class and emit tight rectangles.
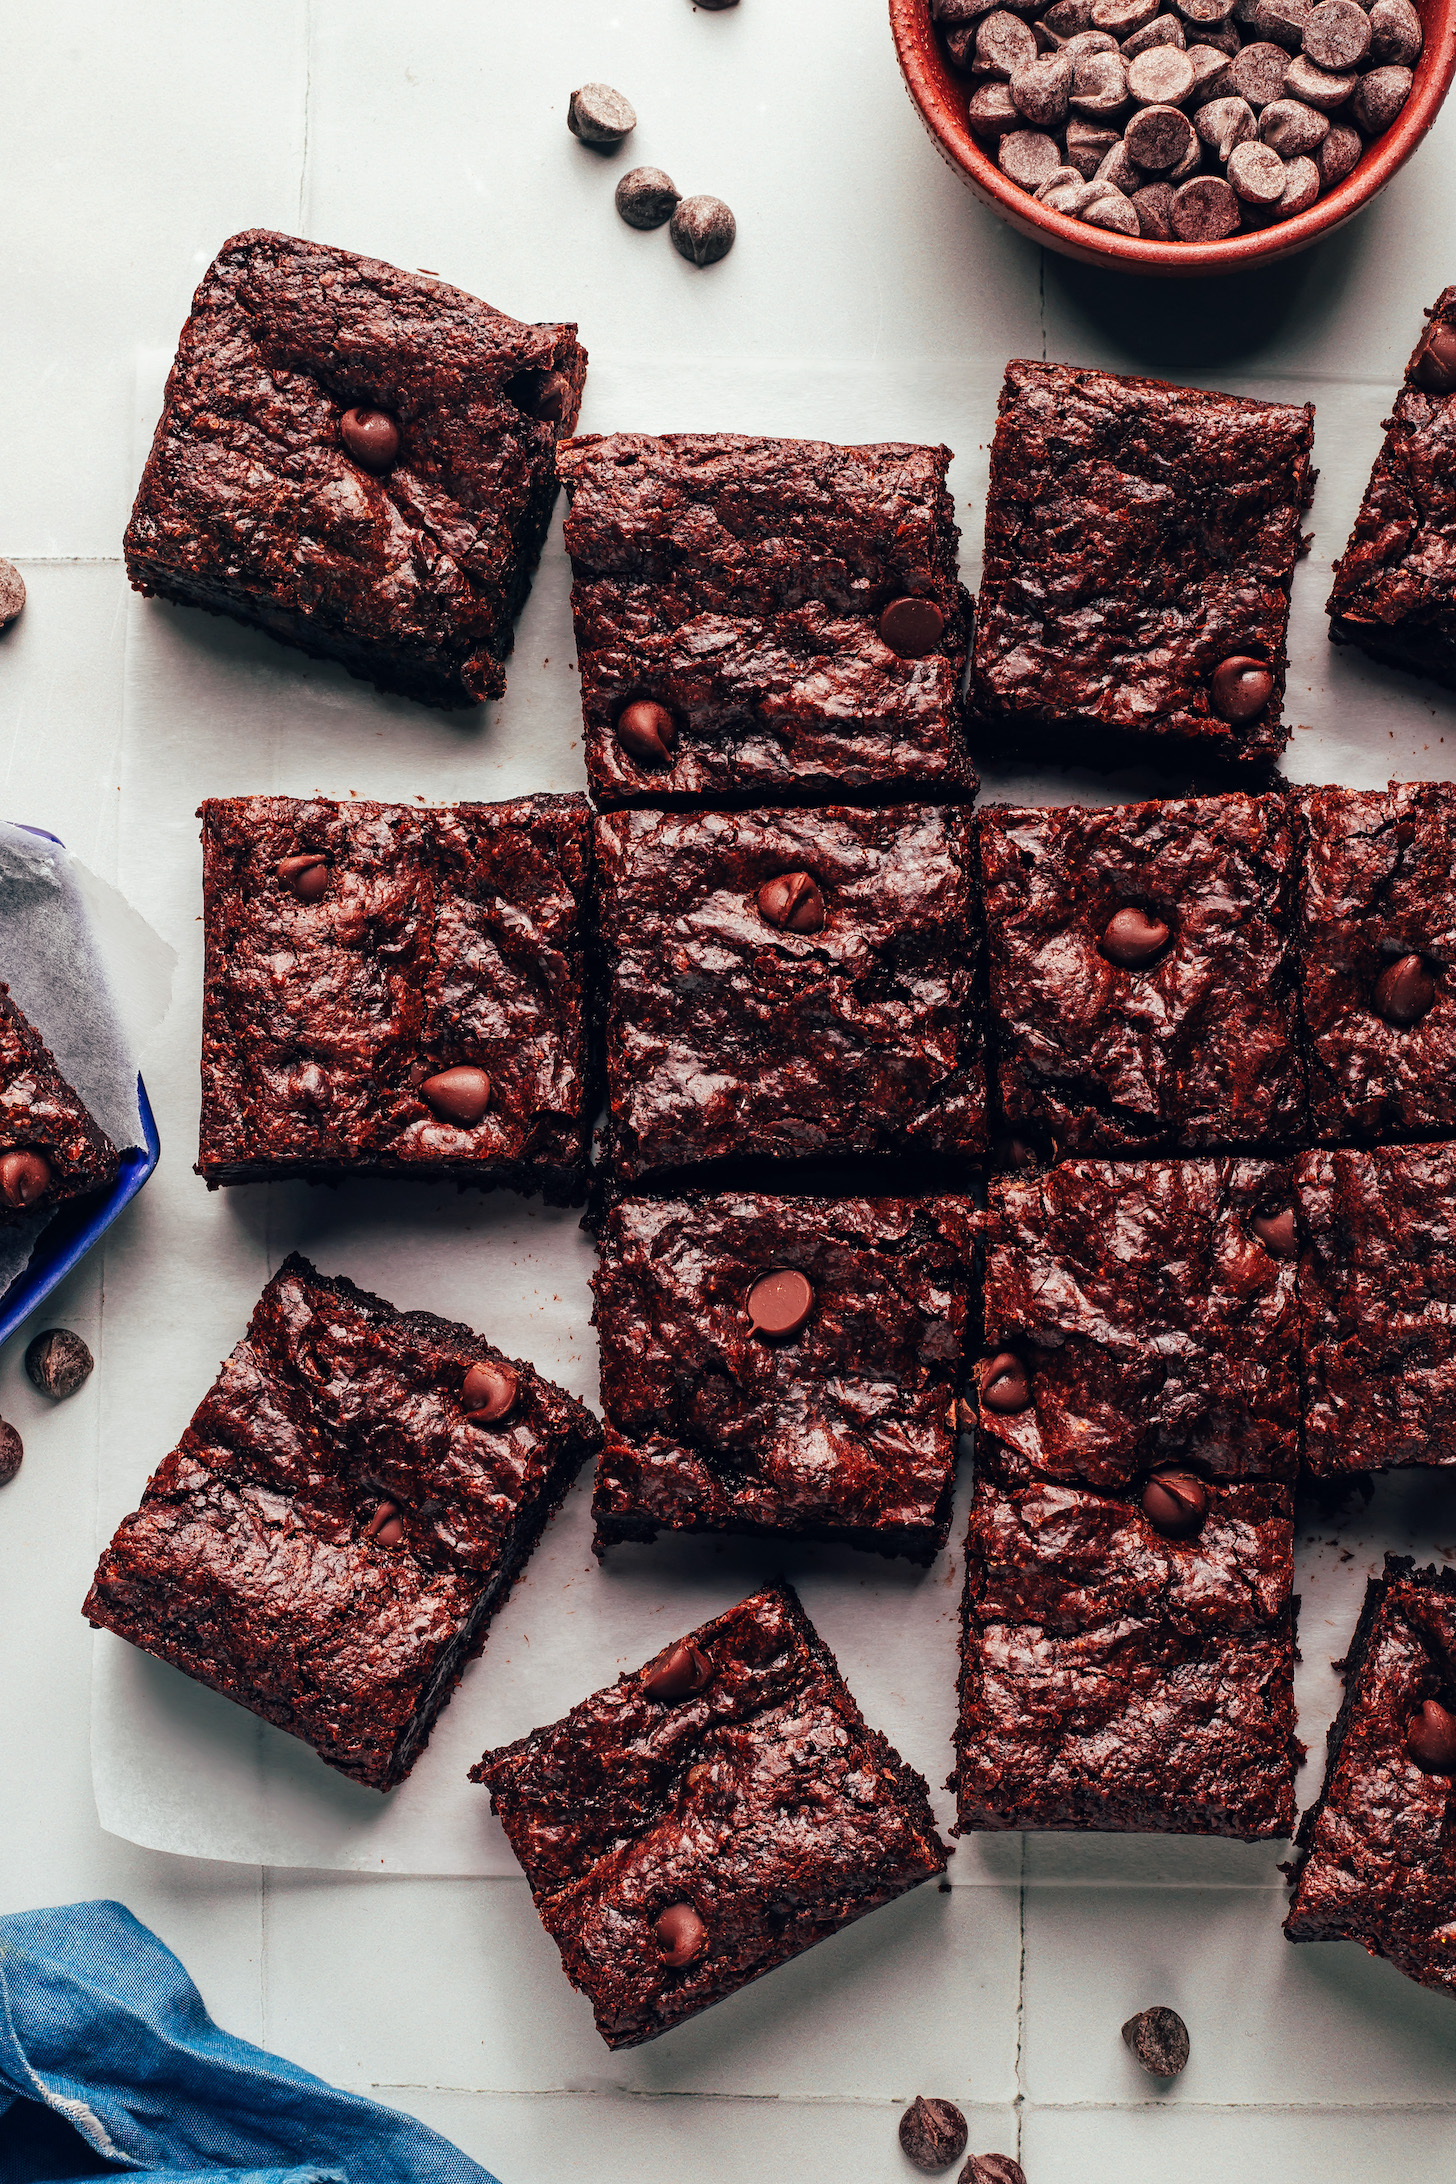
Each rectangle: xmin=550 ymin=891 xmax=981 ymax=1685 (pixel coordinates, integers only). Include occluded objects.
xmin=472 ymin=1581 xmax=948 ymax=2047
xmin=125 ymin=229 xmax=585 ymax=708
xmin=592 ymin=1193 xmax=973 ymax=1560
xmin=973 ymin=362 xmax=1316 ymax=769
xmin=1296 ymin=781 xmax=1456 ymax=1145
xmin=556 ymin=432 xmax=976 ymax=807
xmin=954 ymin=1443 xmax=1298 ymax=1838
xmin=84 ymin=1254 xmax=600 ymax=1790
xmin=198 ymin=793 xmax=592 ymax=1200
xmin=1297 ymin=1143 xmax=1456 ymax=1478
xmin=595 ymin=804 xmax=986 ymax=1182
xmin=0 ymin=985 xmax=118 ymax=1222
xmin=981 ymin=793 xmax=1305 ymax=1157
xmin=1327 ymin=292 xmax=1456 ymax=690
xmin=974 ymin=1156 xmax=1301 ymax=1487
xmin=1286 ymin=1556 xmax=1456 ymax=1998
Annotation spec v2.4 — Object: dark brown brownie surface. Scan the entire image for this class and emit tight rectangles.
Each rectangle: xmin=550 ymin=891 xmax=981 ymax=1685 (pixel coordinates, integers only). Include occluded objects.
xmin=973 ymin=361 xmax=1315 ymax=768
xmin=595 ymin=804 xmax=986 ymax=1182
xmin=125 ymin=229 xmax=585 ymax=708
xmin=472 ymin=1581 xmax=948 ymax=2048
xmin=1286 ymin=1557 xmax=1456 ymax=1998
xmin=592 ymin=1193 xmax=973 ymax=1560
xmin=975 ymin=1156 xmax=1301 ymax=1487
xmin=198 ymin=793 xmax=591 ymax=1200
xmin=954 ymin=1445 xmax=1298 ymax=1839
xmin=558 ymin=432 xmax=975 ymax=807
xmin=0 ymin=984 xmax=118 ymax=1222
xmin=1327 ymin=291 xmax=1456 ymax=689
xmin=84 ymin=1253 xmax=600 ymax=1790
xmin=981 ymin=792 xmax=1305 ymax=1157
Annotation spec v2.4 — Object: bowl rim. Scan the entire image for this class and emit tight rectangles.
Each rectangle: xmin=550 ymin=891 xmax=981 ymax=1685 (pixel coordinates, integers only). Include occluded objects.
xmin=891 ymin=0 xmax=1456 ymax=276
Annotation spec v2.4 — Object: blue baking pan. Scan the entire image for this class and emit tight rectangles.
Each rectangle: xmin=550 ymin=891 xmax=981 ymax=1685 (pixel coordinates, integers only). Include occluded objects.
xmin=0 ymin=826 xmax=163 ymax=1347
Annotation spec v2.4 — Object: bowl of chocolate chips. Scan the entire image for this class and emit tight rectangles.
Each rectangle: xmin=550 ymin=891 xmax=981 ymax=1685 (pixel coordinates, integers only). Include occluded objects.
xmin=891 ymin=0 xmax=1456 ymax=270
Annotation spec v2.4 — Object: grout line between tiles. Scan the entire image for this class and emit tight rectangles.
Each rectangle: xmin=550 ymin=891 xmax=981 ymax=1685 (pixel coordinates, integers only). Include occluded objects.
xmin=1014 ymin=1830 xmax=1026 ymax=2164
xmin=362 ymin=2085 xmax=1456 ymax=2113
xmin=297 ymin=0 xmax=314 ymax=233
xmin=10 ymin=556 xmax=123 ymax=565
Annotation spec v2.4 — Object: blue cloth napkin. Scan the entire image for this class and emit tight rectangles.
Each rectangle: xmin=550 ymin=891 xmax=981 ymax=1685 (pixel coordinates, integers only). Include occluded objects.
xmin=0 ymin=1903 xmax=500 ymax=2184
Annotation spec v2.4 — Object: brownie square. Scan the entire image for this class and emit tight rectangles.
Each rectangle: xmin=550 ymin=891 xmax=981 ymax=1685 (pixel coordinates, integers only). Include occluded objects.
xmin=973 ymin=1156 xmax=1301 ymax=1487
xmin=198 ymin=793 xmax=592 ymax=1201
xmin=84 ymin=1254 xmax=600 ymax=1790
xmin=1285 ymin=1556 xmax=1456 ymax=1998
xmin=125 ymin=229 xmax=585 ymax=708
xmin=471 ymin=1581 xmax=948 ymax=2047
xmin=595 ymin=804 xmax=986 ymax=1182
xmin=0 ymin=985 xmax=118 ymax=1222
xmin=557 ymin=432 xmax=975 ymax=808
xmin=972 ymin=361 xmax=1315 ymax=769
xmin=954 ymin=1444 xmax=1298 ymax=1838
xmin=1327 ymin=291 xmax=1456 ymax=689
xmin=592 ymin=1192 xmax=973 ymax=1560
xmin=1296 ymin=781 xmax=1456 ymax=1144
xmin=1297 ymin=1143 xmax=1456 ymax=1478
xmin=981 ymin=792 xmax=1305 ymax=1157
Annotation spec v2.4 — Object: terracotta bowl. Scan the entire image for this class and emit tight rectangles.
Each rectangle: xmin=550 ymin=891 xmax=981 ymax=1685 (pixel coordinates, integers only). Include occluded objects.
xmin=891 ymin=0 xmax=1456 ymax=275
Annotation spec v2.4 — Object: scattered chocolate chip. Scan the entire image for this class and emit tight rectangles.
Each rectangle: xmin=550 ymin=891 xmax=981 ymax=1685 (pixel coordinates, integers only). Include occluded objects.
xmin=899 ymin=2097 xmax=969 ymax=2174
xmin=462 ymin=1359 xmax=518 ymax=1426
xmin=1406 ymin=1698 xmax=1456 ymax=1773
xmin=642 ymin=1638 xmax=714 ymax=1702
xmin=1127 ymin=44 xmax=1197 ymax=102
xmin=959 ymin=2159 xmax=1027 ymax=2184
xmin=653 ymin=1901 xmax=707 ymax=1967
xmin=1228 ymin=137 xmax=1289 ymax=201
xmin=277 ymin=852 xmax=330 ymax=901
xmin=1303 ymin=0 xmax=1370 ymax=68
xmin=879 ymin=595 xmax=947 ymax=657
xmin=1374 ymin=952 xmax=1436 ymax=1026
xmin=1122 ymin=2005 xmax=1192 ymax=2077
xmin=1124 ymin=101 xmax=1197 ymax=166
xmin=420 ymin=1066 xmax=492 ymax=1127
xmin=364 ymin=1499 xmax=405 ymax=1547
xmin=0 ymin=1149 xmax=52 ymax=1208
xmin=615 ymin=166 xmax=682 ymax=229
xmin=1251 ymin=1206 xmax=1299 ymax=1258
xmin=746 ymin=1268 xmax=815 ymax=1339
xmin=616 ymin=698 xmax=676 ymax=766
xmin=1142 ymin=1469 xmax=1209 ymax=1537
xmin=1210 ymin=655 xmax=1274 ymax=721
xmin=1101 ymin=905 xmax=1172 ymax=968
xmin=1412 ymin=320 xmax=1456 ymax=393
xmin=24 ymin=1327 xmax=94 ymax=1400
xmin=0 ymin=1420 xmax=21 ymax=1486
xmin=1349 ymin=60 xmax=1412 ymax=130
xmin=1367 ymin=0 xmax=1423 ymax=65
xmin=669 ymin=195 xmax=737 ymax=265
xmin=0 ymin=561 xmax=25 ymax=629
xmin=1196 ymin=92 xmax=1257 ymax=155
xmin=979 ymin=1352 xmax=1031 ymax=1414
xmin=757 ymin=871 xmax=825 ymax=933
xmin=568 ymin=82 xmax=637 ymax=147
xmin=339 ymin=408 xmax=400 ymax=474
xmin=1317 ymin=119 xmax=1362 ymax=184
xmin=1260 ymin=96 xmax=1330 ymax=154
xmin=1171 ymin=173 xmax=1242 ymax=236
xmin=999 ymin=128 xmax=1065 ymax=186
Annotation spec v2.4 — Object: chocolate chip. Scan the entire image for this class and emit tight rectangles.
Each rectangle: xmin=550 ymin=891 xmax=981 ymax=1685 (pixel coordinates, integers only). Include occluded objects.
xmin=879 ymin=595 xmax=947 ymax=657
xmin=1127 ymin=44 xmax=1197 ymax=101
xmin=1000 ymin=128 xmax=1066 ymax=184
xmin=1101 ymin=905 xmax=1171 ymax=968
xmin=420 ymin=1066 xmax=492 ymax=1127
xmin=1142 ymin=1469 xmax=1209 ymax=1536
xmin=1176 ymin=0 xmax=1236 ymax=19
xmin=277 ymin=852 xmax=330 ymax=901
xmin=1186 ymin=35 xmax=1234 ymax=93
xmin=1069 ymin=47 xmax=1131 ymax=114
xmin=653 ymin=1902 xmax=706 ymax=1967
xmin=1228 ymin=137 xmax=1289 ymax=200
xmin=669 ymin=195 xmax=737 ymax=266
xmin=1284 ymin=53 xmax=1358 ymax=106
xmin=1251 ymin=1206 xmax=1299 ymax=1258
xmin=529 ymin=373 xmax=572 ymax=425
xmin=616 ymin=699 xmax=677 ymax=766
xmin=24 ymin=1327 xmax=94 ymax=1400
xmin=1067 ymin=115 xmax=1122 ymax=168
xmin=365 ymin=1499 xmax=405 ymax=1547
xmin=1091 ymin=0 xmax=1160 ymax=31
xmin=959 ymin=2160 xmax=1027 ymax=2184
xmin=1349 ymin=61 xmax=1412 ymax=130
xmin=615 ymin=166 xmax=682 ymax=228
xmin=1196 ymin=92 xmax=1257 ymax=154
xmin=1045 ymin=0 xmax=1097 ymax=34
xmin=979 ymin=1352 xmax=1031 ymax=1414
xmin=462 ymin=1359 xmax=517 ymax=1425
xmin=1210 ymin=655 xmax=1274 ymax=720
xmin=1125 ymin=100 xmax=1197 ymax=164
xmin=1083 ymin=184 xmax=1142 ymax=231
xmin=0 ymin=1149 xmax=52 ymax=1208
xmin=1124 ymin=15 xmax=1188 ymax=59
xmin=746 ymin=1268 xmax=815 ymax=1339
xmin=567 ymin=82 xmax=637 ymax=147
xmin=757 ymin=871 xmax=825 ymax=933
xmin=1170 ymin=170 xmax=1240 ymax=232
xmin=1367 ymin=0 xmax=1423 ymax=65
xmin=1230 ymin=38 xmax=1290 ymax=102
xmin=1011 ymin=52 xmax=1075 ymax=123
xmin=339 ymin=408 xmax=400 ymax=474
xmin=1412 ymin=320 xmax=1456 ymax=392
xmin=0 ymin=1420 xmax=21 ymax=1487
xmin=1406 ymin=1698 xmax=1456 ymax=1773
xmin=899 ymin=2097 xmax=969 ymax=2174
xmin=1095 ymin=138 xmax=1145 ymax=189
xmin=642 ymin=1638 xmax=714 ymax=1702
xmin=968 ymin=81 xmax=1024 ymax=136
xmin=1303 ymin=0 xmax=1369 ymax=67
xmin=1122 ymin=2005 xmax=1192 ymax=2077
xmin=1277 ymin=151 xmax=1321 ymax=211
xmin=1317 ymin=119 xmax=1363 ymax=184
xmin=976 ymin=11 xmax=1040 ymax=75
xmin=1260 ymin=96 xmax=1330 ymax=154
xmin=0 ymin=561 xmax=25 ymax=629
xmin=1374 ymin=953 xmax=1436 ymax=1026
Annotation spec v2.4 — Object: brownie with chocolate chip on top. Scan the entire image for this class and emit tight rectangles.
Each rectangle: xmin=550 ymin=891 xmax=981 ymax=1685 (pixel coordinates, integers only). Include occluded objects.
xmin=83 ymin=1254 xmax=601 ymax=1790
xmin=472 ymin=1581 xmax=949 ymax=2048
xmin=0 ymin=984 xmax=118 ymax=1223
